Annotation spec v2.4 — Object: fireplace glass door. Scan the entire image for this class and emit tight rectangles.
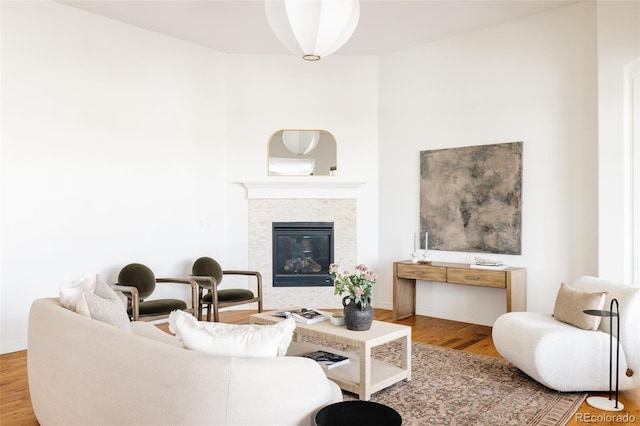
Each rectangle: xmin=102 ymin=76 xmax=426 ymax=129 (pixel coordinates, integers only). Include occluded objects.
xmin=272 ymin=222 xmax=334 ymax=287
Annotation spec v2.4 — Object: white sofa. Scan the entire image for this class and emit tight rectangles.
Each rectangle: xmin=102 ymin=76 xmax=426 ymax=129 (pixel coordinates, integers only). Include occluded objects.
xmin=492 ymin=276 xmax=640 ymax=392
xmin=28 ymin=298 xmax=342 ymax=426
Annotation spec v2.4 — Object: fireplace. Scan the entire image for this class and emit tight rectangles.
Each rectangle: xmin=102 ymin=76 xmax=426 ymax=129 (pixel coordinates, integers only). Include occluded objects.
xmin=272 ymin=222 xmax=334 ymax=287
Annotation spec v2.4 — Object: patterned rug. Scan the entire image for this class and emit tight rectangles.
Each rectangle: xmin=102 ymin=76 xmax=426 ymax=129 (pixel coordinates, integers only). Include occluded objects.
xmin=303 ymin=337 xmax=586 ymax=426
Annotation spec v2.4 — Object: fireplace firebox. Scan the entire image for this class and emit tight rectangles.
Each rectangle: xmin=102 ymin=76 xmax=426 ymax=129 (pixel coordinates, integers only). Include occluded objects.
xmin=272 ymin=222 xmax=334 ymax=287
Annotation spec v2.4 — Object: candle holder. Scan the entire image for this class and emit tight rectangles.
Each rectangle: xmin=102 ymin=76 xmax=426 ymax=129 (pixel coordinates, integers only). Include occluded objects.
xmin=583 ymin=299 xmax=624 ymax=411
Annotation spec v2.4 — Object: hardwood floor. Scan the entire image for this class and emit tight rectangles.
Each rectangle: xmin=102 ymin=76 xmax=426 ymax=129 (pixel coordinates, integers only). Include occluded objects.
xmin=1 ymin=309 xmax=637 ymax=425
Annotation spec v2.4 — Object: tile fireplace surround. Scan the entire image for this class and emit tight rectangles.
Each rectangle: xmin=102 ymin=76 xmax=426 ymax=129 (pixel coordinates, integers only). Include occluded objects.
xmin=243 ymin=180 xmax=363 ymax=309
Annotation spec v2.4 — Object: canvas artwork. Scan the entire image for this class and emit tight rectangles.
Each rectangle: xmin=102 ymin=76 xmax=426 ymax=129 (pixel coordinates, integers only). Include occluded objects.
xmin=420 ymin=142 xmax=523 ymax=255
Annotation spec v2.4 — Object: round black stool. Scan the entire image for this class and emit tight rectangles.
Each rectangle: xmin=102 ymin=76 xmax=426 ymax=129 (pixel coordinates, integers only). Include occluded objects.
xmin=315 ymin=400 xmax=402 ymax=426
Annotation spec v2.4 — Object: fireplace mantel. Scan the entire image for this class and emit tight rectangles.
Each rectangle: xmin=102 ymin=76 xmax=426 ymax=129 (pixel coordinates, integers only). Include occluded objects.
xmin=240 ymin=179 xmax=365 ymax=199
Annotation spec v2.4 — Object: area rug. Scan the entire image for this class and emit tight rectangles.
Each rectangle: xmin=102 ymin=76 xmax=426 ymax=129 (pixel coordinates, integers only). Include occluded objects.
xmin=303 ymin=337 xmax=586 ymax=426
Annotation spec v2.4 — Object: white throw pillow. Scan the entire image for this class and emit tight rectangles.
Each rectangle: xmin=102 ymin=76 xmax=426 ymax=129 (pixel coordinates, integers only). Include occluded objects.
xmin=168 ymin=310 xmax=295 ymax=357
xmin=76 ymin=279 xmax=132 ymax=332
xmin=59 ymin=273 xmax=97 ymax=310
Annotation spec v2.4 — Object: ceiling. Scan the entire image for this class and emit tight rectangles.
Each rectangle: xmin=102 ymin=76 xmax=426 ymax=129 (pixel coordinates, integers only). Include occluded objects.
xmin=60 ymin=0 xmax=580 ymax=56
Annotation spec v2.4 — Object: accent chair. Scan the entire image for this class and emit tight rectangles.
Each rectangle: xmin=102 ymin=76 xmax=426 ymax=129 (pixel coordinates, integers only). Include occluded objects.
xmin=493 ymin=276 xmax=639 ymax=392
xmin=113 ymin=263 xmax=197 ymax=321
xmin=191 ymin=256 xmax=263 ymax=321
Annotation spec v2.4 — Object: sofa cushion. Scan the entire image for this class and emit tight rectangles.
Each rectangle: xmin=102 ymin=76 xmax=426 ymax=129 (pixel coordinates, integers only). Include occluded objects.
xmin=553 ymin=282 xmax=607 ymax=330
xmin=59 ymin=273 xmax=97 ymax=310
xmin=202 ymin=289 xmax=255 ymax=303
xmin=128 ymin=299 xmax=188 ymax=317
xmin=168 ymin=310 xmax=295 ymax=357
xmin=131 ymin=321 xmax=185 ymax=348
xmin=76 ymin=280 xmax=132 ymax=331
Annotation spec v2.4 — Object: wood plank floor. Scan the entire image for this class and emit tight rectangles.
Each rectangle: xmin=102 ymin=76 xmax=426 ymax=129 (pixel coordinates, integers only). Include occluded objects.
xmin=1 ymin=309 xmax=638 ymax=425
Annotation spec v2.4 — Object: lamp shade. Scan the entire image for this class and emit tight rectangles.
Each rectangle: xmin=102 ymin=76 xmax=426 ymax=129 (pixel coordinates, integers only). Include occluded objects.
xmin=265 ymin=0 xmax=360 ymax=61
xmin=282 ymin=130 xmax=320 ymax=155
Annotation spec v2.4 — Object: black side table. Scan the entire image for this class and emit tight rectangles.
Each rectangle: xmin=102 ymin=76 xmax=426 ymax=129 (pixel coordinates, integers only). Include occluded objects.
xmin=315 ymin=400 xmax=402 ymax=426
xmin=583 ymin=298 xmax=624 ymax=411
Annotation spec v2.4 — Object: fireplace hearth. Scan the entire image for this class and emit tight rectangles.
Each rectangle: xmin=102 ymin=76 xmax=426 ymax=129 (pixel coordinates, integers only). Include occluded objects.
xmin=272 ymin=222 xmax=334 ymax=287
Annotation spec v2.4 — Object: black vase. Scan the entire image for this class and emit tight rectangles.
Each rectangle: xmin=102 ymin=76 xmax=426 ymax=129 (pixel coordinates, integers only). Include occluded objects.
xmin=342 ymin=296 xmax=373 ymax=331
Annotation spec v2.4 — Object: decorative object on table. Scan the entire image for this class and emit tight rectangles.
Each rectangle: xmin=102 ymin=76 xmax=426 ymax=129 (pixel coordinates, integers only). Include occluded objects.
xmin=474 ymin=257 xmax=503 ymax=266
xmin=302 ymin=350 xmax=350 ymax=370
xmin=471 ymin=256 xmax=509 ymax=270
xmin=420 ymin=141 xmax=523 ymax=254
xmin=329 ymin=263 xmax=376 ymax=331
xmin=330 ymin=312 xmax=345 ymax=326
xmin=342 ymin=296 xmax=373 ymax=331
xmin=583 ymin=299 xmax=624 ymax=411
xmin=422 ymin=231 xmax=430 ymax=260
xmin=270 ymin=308 xmax=330 ymax=324
xmin=410 ymin=232 xmax=420 ymax=263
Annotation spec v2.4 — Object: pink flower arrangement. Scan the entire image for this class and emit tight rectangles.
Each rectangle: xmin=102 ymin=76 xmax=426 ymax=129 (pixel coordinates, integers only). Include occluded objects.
xmin=329 ymin=263 xmax=376 ymax=308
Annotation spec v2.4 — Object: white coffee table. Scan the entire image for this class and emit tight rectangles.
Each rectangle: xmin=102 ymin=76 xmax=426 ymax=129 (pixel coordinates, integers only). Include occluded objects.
xmin=250 ymin=312 xmax=411 ymax=401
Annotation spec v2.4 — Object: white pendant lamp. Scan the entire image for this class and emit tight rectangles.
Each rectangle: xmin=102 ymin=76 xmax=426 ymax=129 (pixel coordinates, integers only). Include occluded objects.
xmin=265 ymin=0 xmax=360 ymax=61
xmin=282 ymin=130 xmax=320 ymax=155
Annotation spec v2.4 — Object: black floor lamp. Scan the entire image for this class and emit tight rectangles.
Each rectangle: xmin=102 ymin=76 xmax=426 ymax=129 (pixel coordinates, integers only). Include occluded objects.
xmin=584 ymin=298 xmax=624 ymax=411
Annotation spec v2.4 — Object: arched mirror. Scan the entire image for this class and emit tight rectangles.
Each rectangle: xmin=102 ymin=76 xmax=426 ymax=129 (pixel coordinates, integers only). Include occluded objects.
xmin=268 ymin=129 xmax=337 ymax=176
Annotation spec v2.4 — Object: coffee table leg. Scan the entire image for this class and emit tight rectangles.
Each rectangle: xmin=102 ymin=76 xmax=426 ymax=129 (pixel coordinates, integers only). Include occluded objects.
xmin=360 ymin=344 xmax=372 ymax=401
xmin=402 ymin=331 xmax=411 ymax=381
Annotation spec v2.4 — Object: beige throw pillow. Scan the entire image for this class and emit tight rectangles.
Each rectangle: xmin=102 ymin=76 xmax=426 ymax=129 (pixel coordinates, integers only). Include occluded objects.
xmin=553 ymin=282 xmax=607 ymax=330
xmin=76 ymin=279 xmax=132 ymax=332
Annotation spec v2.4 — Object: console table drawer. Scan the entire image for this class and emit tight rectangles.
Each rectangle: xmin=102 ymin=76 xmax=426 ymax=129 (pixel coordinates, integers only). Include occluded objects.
xmin=396 ymin=264 xmax=447 ymax=281
xmin=446 ymin=268 xmax=506 ymax=288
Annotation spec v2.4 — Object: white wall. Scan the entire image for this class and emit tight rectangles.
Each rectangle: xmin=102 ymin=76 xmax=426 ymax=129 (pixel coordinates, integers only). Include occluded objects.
xmin=596 ymin=0 xmax=640 ymax=282
xmin=377 ymin=2 xmax=599 ymax=324
xmin=1 ymin=1 xmax=229 ymax=353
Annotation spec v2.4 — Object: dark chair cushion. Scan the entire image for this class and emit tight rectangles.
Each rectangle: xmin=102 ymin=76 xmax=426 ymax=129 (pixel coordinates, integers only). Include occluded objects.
xmin=202 ymin=289 xmax=255 ymax=303
xmin=192 ymin=257 xmax=224 ymax=289
xmin=129 ymin=299 xmax=188 ymax=317
xmin=119 ymin=263 xmax=156 ymax=300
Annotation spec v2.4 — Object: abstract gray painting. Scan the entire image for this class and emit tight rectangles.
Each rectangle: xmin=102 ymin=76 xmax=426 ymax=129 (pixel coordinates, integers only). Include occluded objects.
xmin=420 ymin=142 xmax=523 ymax=255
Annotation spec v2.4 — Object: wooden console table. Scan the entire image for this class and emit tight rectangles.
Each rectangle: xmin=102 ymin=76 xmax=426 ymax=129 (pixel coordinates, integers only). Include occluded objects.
xmin=393 ymin=261 xmax=527 ymax=321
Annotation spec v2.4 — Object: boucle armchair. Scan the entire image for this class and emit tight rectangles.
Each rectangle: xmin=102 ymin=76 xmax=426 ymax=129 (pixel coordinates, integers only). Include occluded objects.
xmin=492 ymin=276 xmax=639 ymax=392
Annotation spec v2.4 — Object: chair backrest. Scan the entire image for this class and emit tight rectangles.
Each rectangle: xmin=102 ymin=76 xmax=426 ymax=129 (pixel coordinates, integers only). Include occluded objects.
xmin=118 ymin=263 xmax=156 ymax=300
xmin=572 ymin=276 xmax=640 ymax=375
xmin=192 ymin=257 xmax=223 ymax=289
